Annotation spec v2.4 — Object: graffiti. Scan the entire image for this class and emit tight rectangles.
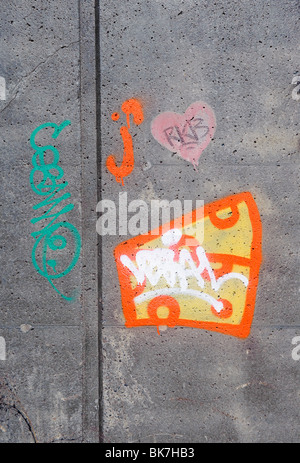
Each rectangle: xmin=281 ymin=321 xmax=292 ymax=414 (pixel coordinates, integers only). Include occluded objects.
xmin=291 ymin=76 xmax=300 ymax=101
xmin=0 ymin=76 xmax=6 ymax=100
xmin=114 ymin=192 xmax=262 ymax=338
xmin=106 ymin=98 xmax=144 ymax=184
xmin=29 ymin=121 xmax=81 ymax=301
xmin=151 ymin=101 xmax=216 ymax=169
xmin=0 ymin=337 xmax=6 ymax=361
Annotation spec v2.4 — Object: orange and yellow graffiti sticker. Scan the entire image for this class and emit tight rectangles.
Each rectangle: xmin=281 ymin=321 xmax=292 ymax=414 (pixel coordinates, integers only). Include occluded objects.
xmin=114 ymin=192 xmax=262 ymax=338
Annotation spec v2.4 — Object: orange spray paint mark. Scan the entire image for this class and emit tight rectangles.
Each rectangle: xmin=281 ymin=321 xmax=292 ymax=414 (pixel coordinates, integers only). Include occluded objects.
xmin=106 ymin=98 xmax=144 ymax=185
xmin=121 ymin=98 xmax=144 ymax=129
xmin=111 ymin=112 xmax=120 ymax=121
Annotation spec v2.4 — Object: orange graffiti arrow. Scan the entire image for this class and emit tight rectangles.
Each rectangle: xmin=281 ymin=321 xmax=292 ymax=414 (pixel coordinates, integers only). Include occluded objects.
xmin=106 ymin=98 xmax=144 ymax=185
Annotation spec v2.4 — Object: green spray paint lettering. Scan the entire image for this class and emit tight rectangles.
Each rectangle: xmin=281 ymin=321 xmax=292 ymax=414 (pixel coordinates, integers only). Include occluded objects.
xmin=29 ymin=121 xmax=81 ymax=301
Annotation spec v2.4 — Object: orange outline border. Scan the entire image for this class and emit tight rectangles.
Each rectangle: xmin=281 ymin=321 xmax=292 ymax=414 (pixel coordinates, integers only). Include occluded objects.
xmin=114 ymin=192 xmax=262 ymax=338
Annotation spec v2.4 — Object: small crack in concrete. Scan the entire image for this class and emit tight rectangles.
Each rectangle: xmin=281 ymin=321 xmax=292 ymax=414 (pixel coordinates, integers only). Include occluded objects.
xmin=0 ymin=40 xmax=79 ymax=114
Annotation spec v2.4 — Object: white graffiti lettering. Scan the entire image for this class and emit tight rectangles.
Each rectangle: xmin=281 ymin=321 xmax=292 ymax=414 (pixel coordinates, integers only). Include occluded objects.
xmin=120 ymin=229 xmax=248 ymax=313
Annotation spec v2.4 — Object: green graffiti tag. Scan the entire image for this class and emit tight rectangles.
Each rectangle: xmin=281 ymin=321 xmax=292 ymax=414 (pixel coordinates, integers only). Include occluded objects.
xmin=29 ymin=121 xmax=81 ymax=301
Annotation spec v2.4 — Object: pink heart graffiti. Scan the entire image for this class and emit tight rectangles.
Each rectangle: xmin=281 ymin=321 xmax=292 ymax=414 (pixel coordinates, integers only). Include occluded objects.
xmin=151 ymin=101 xmax=216 ymax=169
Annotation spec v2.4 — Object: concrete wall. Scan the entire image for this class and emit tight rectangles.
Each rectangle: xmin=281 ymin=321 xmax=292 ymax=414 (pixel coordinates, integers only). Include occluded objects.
xmin=0 ymin=0 xmax=299 ymax=443
xmin=0 ymin=0 xmax=98 ymax=442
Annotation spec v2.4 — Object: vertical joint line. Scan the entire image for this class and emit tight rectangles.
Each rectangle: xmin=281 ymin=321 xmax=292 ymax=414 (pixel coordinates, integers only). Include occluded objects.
xmin=95 ymin=0 xmax=103 ymax=444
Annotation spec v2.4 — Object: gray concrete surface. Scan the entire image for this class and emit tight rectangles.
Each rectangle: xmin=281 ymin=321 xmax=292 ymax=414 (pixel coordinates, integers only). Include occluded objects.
xmin=0 ymin=0 xmax=299 ymax=443
xmin=0 ymin=0 xmax=98 ymax=442
xmin=99 ymin=0 xmax=299 ymax=443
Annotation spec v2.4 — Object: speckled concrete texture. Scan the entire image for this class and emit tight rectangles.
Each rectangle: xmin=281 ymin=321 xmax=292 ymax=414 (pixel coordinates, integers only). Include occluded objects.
xmin=0 ymin=0 xmax=98 ymax=442
xmin=100 ymin=0 xmax=299 ymax=443
xmin=0 ymin=0 xmax=299 ymax=443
